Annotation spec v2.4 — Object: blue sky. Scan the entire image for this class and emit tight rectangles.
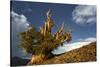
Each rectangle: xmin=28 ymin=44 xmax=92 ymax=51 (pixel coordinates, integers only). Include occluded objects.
xmin=11 ymin=1 xmax=96 ymax=57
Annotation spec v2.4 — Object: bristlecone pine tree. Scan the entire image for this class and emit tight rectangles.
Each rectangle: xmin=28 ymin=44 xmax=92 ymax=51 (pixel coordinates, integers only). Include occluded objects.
xmin=19 ymin=10 xmax=72 ymax=65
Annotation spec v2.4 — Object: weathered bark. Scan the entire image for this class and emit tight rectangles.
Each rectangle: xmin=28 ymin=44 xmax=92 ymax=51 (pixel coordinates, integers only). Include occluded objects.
xmin=27 ymin=54 xmax=46 ymax=65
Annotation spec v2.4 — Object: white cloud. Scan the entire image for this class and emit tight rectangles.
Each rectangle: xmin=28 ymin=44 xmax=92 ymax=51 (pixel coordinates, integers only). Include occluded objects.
xmin=78 ymin=37 xmax=96 ymax=42
xmin=52 ymin=41 xmax=91 ymax=54
xmin=72 ymin=5 xmax=96 ymax=25
xmin=11 ymin=11 xmax=29 ymax=33
xmin=52 ymin=37 xmax=96 ymax=54
xmin=11 ymin=11 xmax=30 ymax=58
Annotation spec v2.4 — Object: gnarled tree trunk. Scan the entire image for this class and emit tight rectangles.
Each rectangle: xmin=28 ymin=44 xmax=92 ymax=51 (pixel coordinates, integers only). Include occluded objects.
xmin=27 ymin=54 xmax=46 ymax=65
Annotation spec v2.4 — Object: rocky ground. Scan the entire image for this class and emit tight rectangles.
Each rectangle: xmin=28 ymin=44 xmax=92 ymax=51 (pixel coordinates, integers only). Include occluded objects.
xmin=42 ymin=42 xmax=96 ymax=64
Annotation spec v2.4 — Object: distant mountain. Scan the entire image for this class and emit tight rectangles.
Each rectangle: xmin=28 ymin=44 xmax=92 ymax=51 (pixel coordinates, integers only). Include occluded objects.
xmin=11 ymin=57 xmax=29 ymax=66
xmin=42 ymin=42 xmax=96 ymax=64
xmin=11 ymin=42 xmax=96 ymax=66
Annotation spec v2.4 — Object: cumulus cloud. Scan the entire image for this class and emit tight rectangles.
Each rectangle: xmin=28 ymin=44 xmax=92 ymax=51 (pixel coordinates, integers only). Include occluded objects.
xmin=11 ymin=11 xmax=29 ymax=33
xmin=78 ymin=37 xmax=96 ymax=42
xmin=11 ymin=11 xmax=30 ymax=58
xmin=52 ymin=37 xmax=96 ymax=54
xmin=72 ymin=5 xmax=96 ymax=25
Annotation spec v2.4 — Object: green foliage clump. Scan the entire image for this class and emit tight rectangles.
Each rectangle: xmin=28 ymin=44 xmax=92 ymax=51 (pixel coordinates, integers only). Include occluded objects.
xmin=19 ymin=26 xmax=71 ymax=56
xmin=19 ymin=10 xmax=72 ymax=59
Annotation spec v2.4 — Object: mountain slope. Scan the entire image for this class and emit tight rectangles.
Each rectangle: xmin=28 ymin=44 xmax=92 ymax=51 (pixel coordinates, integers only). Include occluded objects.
xmin=42 ymin=42 xmax=96 ymax=64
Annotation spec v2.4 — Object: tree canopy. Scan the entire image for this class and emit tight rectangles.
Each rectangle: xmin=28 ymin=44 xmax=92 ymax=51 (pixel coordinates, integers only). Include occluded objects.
xmin=19 ymin=10 xmax=72 ymax=58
